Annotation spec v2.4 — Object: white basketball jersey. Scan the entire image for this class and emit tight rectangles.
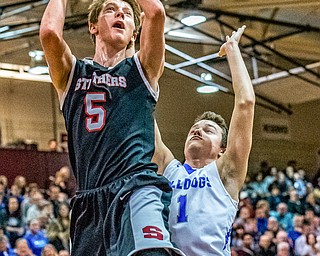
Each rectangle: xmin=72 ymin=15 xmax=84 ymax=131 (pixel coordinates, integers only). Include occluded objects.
xmin=163 ymin=159 xmax=238 ymax=256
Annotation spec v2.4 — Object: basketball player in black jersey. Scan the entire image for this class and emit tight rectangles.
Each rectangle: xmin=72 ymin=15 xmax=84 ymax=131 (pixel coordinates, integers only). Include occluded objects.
xmin=39 ymin=0 xmax=184 ymax=255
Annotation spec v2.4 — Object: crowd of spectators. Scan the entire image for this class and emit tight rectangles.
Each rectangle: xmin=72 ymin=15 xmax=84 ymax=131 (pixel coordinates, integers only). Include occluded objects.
xmin=231 ymin=160 xmax=320 ymax=256
xmin=0 ymin=166 xmax=73 ymax=256
xmin=1 ymin=159 xmax=320 ymax=256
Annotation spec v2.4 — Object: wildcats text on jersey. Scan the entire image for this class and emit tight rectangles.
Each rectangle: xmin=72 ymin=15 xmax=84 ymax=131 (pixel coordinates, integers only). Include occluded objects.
xmin=169 ymin=176 xmax=212 ymax=190
xmin=75 ymin=72 xmax=127 ymax=91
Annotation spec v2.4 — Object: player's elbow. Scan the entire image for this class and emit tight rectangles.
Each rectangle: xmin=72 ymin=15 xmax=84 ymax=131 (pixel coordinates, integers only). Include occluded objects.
xmin=144 ymin=2 xmax=166 ymax=21
xmin=39 ymin=23 xmax=61 ymax=45
xmin=237 ymin=97 xmax=255 ymax=110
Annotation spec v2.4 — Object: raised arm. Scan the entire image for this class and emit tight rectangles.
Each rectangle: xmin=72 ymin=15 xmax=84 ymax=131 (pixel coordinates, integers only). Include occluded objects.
xmin=136 ymin=0 xmax=165 ymax=91
xmin=217 ymin=26 xmax=255 ymax=199
xmin=152 ymin=120 xmax=175 ymax=175
xmin=39 ymin=0 xmax=73 ymax=99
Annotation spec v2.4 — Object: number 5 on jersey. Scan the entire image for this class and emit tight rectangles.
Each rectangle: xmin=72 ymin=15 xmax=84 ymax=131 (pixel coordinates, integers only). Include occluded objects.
xmin=85 ymin=92 xmax=106 ymax=132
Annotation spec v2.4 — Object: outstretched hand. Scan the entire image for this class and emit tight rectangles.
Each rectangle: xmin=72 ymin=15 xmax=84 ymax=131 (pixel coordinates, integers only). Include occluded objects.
xmin=218 ymin=25 xmax=246 ymax=57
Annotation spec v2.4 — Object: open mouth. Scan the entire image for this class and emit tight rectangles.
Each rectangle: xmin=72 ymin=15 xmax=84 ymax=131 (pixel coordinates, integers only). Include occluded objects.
xmin=113 ymin=21 xmax=125 ymax=29
xmin=190 ymin=136 xmax=202 ymax=141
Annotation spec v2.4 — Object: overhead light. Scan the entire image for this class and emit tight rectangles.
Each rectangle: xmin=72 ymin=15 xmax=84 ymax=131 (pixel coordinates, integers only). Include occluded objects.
xmin=29 ymin=50 xmax=45 ymax=61
xmin=181 ymin=15 xmax=206 ymax=26
xmin=197 ymin=85 xmax=219 ymax=94
xmin=197 ymin=73 xmax=219 ymax=94
xmin=200 ymin=72 xmax=212 ymax=81
xmin=28 ymin=50 xmax=48 ymax=75
xmin=28 ymin=66 xmax=49 ymax=75
xmin=167 ymin=30 xmax=203 ymax=40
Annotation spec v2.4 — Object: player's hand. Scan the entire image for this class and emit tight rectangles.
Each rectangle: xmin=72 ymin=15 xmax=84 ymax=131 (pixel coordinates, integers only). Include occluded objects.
xmin=218 ymin=25 xmax=246 ymax=57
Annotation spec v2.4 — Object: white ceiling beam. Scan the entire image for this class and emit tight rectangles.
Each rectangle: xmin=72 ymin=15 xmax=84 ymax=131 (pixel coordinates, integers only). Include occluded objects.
xmin=0 ymin=62 xmax=51 ymax=83
xmin=203 ymin=0 xmax=320 ymax=10
xmin=252 ymin=61 xmax=320 ymax=86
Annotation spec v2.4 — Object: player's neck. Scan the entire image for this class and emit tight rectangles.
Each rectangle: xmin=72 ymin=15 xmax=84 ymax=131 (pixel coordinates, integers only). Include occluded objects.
xmin=184 ymin=158 xmax=214 ymax=169
xmin=93 ymin=44 xmax=126 ymax=67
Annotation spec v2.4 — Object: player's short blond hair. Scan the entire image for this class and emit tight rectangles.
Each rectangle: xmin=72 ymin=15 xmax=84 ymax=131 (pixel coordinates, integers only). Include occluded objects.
xmin=88 ymin=0 xmax=142 ymax=44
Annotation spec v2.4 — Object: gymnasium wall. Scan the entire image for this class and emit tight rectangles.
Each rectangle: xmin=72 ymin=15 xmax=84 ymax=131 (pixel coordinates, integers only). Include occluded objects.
xmin=0 ymin=74 xmax=319 ymax=179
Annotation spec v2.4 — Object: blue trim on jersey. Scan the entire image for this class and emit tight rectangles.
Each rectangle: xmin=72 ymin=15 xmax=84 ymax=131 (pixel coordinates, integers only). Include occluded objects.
xmin=183 ymin=163 xmax=197 ymax=175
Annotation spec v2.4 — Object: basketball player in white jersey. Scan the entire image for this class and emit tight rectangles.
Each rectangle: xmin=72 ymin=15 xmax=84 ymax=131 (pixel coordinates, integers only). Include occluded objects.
xmin=153 ymin=25 xmax=255 ymax=255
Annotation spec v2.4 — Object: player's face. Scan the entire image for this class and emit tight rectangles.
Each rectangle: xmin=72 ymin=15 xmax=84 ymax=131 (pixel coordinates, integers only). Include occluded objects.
xmin=184 ymin=120 xmax=224 ymax=160
xmin=94 ymin=0 xmax=136 ymax=48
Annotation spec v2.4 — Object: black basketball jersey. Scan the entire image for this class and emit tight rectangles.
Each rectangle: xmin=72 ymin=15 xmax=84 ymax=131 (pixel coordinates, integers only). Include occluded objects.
xmin=61 ymin=54 xmax=158 ymax=190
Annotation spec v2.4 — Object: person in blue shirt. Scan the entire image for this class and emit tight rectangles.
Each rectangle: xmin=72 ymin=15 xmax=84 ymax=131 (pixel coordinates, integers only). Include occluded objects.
xmin=23 ymin=219 xmax=48 ymax=256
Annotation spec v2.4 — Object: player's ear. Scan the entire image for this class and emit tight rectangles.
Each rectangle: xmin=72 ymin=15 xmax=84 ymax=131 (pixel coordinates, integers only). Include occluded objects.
xmin=218 ymin=148 xmax=226 ymax=158
xmin=89 ymin=22 xmax=98 ymax=35
xmin=131 ymin=32 xmax=138 ymax=43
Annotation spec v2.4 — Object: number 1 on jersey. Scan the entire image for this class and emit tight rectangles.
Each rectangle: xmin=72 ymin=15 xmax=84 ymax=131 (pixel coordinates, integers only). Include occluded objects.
xmin=177 ymin=195 xmax=188 ymax=223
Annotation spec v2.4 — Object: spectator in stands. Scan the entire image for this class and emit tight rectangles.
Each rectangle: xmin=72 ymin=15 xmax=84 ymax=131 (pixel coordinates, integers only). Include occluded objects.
xmin=275 ymin=230 xmax=294 ymax=255
xmin=2 ymin=196 xmax=25 ymax=248
xmin=312 ymin=216 xmax=320 ymax=236
xmin=37 ymin=201 xmax=54 ymax=230
xmin=21 ymin=184 xmax=40 ymax=222
xmin=262 ymin=166 xmax=278 ymax=195
xmin=56 ymin=194 xmax=68 ymax=205
xmin=264 ymin=230 xmax=276 ymax=244
xmin=15 ymin=238 xmax=35 ymax=256
xmin=293 ymin=172 xmax=307 ymax=200
xmin=234 ymin=206 xmax=255 ymax=231
xmin=284 ymin=165 xmax=295 ymax=184
xmin=270 ymin=203 xmax=293 ymax=232
xmin=13 ymin=176 xmax=28 ymax=197
xmin=231 ymin=224 xmax=245 ymax=249
xmin=287 ymin=189 xmax=304 ymax=215
xmin=236 ymin=232 xmax=256 ymax=256
xmin=272 ymin=171 xmax=293 ymax=196
xmin=276 ymin=241 xmax=291 ymax=256
xmin=305 ymin=208 xmax=316 ymax=227
xmin=297 ymin=168 xmax=308 ymax=182
xmin=267 ymin=185 xmax=284 ymax=211
xmin=302 ymin=232 xmax=320 ymax=256
xmin=48 ymin=167 xmax=75 ymax=198
xmin=0 ymin=184 xmax=7 ymax=212
xmin=47 ymin=139 xmax=59 ymax=152
xmin=245 ymin=218 xmax=259 ymax=236
xmin=305 ymin=192 xmax=320 ymax=217
xmin=246 ymin=171 xmax=268 ymax=202
xmin=295 ymin=219 xmax=312 ymax=256
xmin=256 ymin=199 xmax=271 ymax=217
xmin=0 ymin=235 xmax=15 ymax=256
xmin=288 ymin=215 xmax=304 ymax=247
xmin=24 ymin=191 xmax=44 ymax=225
xmin=46 ymin=185 xmax=60 ymax=219
xmin=0 ymin=176 xmax=8 ymax=195
xmin=23 ymin=219 xmax=48 ymax=256
xmin=266 ymin=216 xmax=280 ymax=237
xmin=41 ymin=244 xmax=58 ymax=256
xmin=238 ymin=191 xmax=255 ymax=215
xmin=9 ymin=184 xmax=24 ymax=204
xmin=46 ymin=202 xmax=70 ymax=252
xmin=255 ymin=234 xmax=276 ymax=256
xmin=57 ymin=250 xmax=69 ymax=256
xmin=256 ymin=206 xmax=269 ymax=236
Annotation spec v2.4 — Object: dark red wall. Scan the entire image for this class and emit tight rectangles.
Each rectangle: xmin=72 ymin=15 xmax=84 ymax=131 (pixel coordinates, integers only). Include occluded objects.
xmin=0 ymin=148 xmax=71 ymax=189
